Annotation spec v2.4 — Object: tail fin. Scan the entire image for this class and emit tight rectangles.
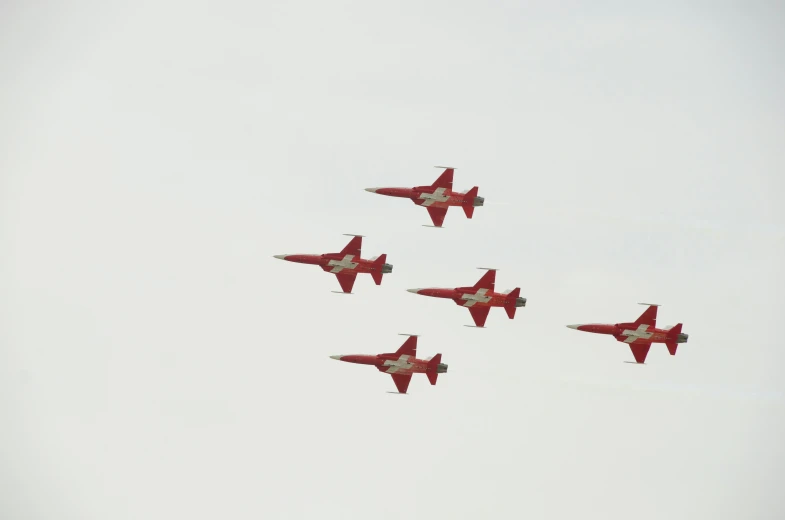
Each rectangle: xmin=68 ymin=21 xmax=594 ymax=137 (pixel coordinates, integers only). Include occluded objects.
xmin=371 ymin=254 xmax=387 ymax=285
xmin=666 ymin=324 xmax=683 ymax=355
xmin=668 ymin=323 xmax=683 ymax=338
xmin=462 ymin=187 xmax=479 ymax=218
xmin=426 ymin=353 xmax=442 ymax=385
xmin=504 ymin=287 xmax=520 ymax=319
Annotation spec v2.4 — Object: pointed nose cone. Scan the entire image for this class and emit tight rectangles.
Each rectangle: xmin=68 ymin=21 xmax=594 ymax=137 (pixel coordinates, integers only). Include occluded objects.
xmin=407 ymin=288 xmax=423 ymax=294
xmin=273 ymin=254 xmax=288 ymax=260
xmin=365 ymin=187 xmax=379 ymax=193
xmin=566 ymin=324 xmax=582 ymax=330
xmin=329 ymin=355 xmax=343 ymax=360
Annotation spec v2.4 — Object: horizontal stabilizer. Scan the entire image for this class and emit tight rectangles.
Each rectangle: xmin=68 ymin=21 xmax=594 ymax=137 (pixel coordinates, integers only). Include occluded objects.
xmin=426 ymin=353 xmax=442 ymax=385
xmin=371 ymin=254 xmax=387 ymax=285
xmin=666 ymin=342 xmax=678 ymax=356
xmin=504 ymin=288 xmax=521 ymax=319
xmin=462 ymin=186 xmax=479 ymax=219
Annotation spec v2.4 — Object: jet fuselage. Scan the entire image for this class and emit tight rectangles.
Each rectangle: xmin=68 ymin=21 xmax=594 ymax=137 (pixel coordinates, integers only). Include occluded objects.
xmin=408 ymin=287 xmax=527 ymax=309
xmin=366 ymin=186 xmax=484 ymax=209
xmin=273 ymin=253 xmax=393 ymax=275
xmin=330 ymin=353 xmax=448 ymax=376
xmin=568 ymin=323 xmax=689 ymax=344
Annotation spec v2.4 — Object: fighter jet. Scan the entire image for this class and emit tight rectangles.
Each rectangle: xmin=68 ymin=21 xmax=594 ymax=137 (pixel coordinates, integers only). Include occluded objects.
xmin=365 ymin=166 xmax=483 ymax=227
xmin=330 ymin=334 xmax=447 ymax=394
xmin=407 ymin=268 xmax=526 ymax=328
xmin=566 ymin=303 xmax=689 ymax=364
xmin=273 ymin=234 xmax=392 ymax=293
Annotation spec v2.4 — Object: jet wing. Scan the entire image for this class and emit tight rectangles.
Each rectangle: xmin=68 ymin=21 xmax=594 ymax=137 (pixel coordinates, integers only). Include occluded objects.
xmin=391 ymin=373 xmax=412 ymax=394
xmin=394 ymin=336 xmax=417 ymax=357
xmin=473 ymin=269 xmax=496 ymax=291
xmin=629 ymin=342 xmax=651 ymax=364
xmin=427 ymin=167 xmax=454 ymax=190
xmin=468 ymin=306 xmax=490 ymax=327
xmin=335 ymin=273 xmax=357 ymax=293
xmin=339 ymin=235 xmax=362 ymax=257
xmin=426 ymin=206 xmax=448 ymax=227
xmin=634 ymin=305 xmax=658 ymax=328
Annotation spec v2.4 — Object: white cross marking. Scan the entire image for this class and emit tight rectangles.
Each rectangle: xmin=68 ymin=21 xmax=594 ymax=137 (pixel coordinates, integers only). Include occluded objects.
xmin=328 ymin=254 xmax=359 ymax=273
xmin=460 ymin=288 xmax=492 ymax=307
xmin=383 ymin=354 xmax=414 ymax=373
xmin=419 ymin=188 xmax=450 ymax=206
xmin=622 ymin=324 xmax=653 ymax=343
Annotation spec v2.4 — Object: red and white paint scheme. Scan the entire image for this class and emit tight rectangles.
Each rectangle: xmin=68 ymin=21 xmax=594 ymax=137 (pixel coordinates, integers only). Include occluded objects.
xmin=330 ymin=334 xmax=447 ymax=394
xmin=566 ymin=303 xmax=689 ymax=364
xmin=273 ymin=234 xmax=392 ymax=294
xmin=365 ymin=166 xmax=483 ymax=228
xmin=407 ymin=268 xmax=527 ymax=328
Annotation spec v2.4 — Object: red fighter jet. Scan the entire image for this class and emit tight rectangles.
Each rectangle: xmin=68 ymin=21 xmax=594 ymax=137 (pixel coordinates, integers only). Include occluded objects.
xmin=330 ymin=334 xmax=447 ymax=394
xmin=407 ymin=268 xmax=527 ymax=328
xmin=273 ymin=234 xmax=392 ymax=294
xmin=566 ymin=303 xmax=689 ymax=364
xmin=365 ymin=166 xmax=484 ymax=228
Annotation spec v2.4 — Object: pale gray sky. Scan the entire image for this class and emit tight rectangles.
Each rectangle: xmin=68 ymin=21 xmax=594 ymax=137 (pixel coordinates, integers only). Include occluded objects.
xmin=2 ymin=1 xmax=784 ymax=519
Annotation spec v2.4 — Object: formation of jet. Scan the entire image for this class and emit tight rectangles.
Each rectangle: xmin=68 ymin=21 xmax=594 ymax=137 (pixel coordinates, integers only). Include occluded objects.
xmin=330 ymin=334 xmax=447 ymax=394
xmin=365 ymin=166 xmax=483 ymax=228
xmin=567 ymin=303 xmax=689 ymax=364
xmin=407 ymin=268 xmax=526 ymax=328
xmin=273 ymin=234 xmax=392 ymax=293
xmin=274 ymin=167 xmax=691 ymax=393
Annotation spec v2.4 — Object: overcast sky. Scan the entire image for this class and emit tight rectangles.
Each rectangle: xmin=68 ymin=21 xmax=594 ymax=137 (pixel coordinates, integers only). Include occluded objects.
xmin=2 ymin=1 xmax=784 ymax=519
